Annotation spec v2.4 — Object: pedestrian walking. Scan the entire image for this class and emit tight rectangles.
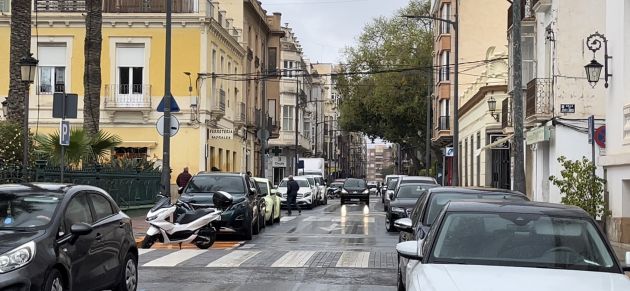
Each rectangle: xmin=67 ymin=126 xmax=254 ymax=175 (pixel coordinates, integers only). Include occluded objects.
xmin=286 ymin=175 xmax=301 ymax=216
xmin=176 ymin=167 xmax=192 ymax=194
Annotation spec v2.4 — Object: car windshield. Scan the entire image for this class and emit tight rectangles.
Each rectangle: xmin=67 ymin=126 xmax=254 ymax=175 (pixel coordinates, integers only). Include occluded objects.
xmin=256 ymin=182 xmax=269 ymax=195
xmin=184 ymin=176 xmax=245 ymax=195
xmin=424 ymin=193 xmax=527 ymax=226
xmin=387 ymin=179 xmax=399 ymax=189
xmin=279 ymin=180 xmax=288 ymax=187
xmin=307 ymin=177 xmax=316 ymax=186
xmin=396 ymin=184 xmax=437 ymax=199
xmin=344 ymin=179 xmax=366 ymax=188
xmin=0 ymin=193 xmax=61 ymax=229
xmin=430 ymin=212 xmax=617 ymax=273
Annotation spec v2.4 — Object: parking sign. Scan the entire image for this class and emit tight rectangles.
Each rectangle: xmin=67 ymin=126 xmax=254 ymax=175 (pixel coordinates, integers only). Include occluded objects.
xmin=60 ymin=121 xmax=70 ymax=146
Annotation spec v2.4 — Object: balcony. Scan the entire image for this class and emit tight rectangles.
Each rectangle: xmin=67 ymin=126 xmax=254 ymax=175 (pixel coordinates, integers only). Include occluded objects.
xmin=234 ymin=102 xmax=246 ymax=128
xmin=104 ymin=84 xmax=152 ymax=122
xmin=35 ymin=0 xmax=85 ymax=12
xmin=33 ymin=0 xmax=198 ymax=13
xmin=210 ymin=89 xmax=226 ymax=121
xmin=525 ymin=78 xmax=552 ymax=124
xmin=501 ymin=97 xmax=513 ymax=134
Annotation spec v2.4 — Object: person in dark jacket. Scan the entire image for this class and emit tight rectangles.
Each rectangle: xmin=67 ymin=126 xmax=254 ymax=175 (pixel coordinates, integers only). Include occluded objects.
xmin=286 ymin=175 xmax=301 ymax=216
xmin=176 ymin=167 xmax=192 ymax=194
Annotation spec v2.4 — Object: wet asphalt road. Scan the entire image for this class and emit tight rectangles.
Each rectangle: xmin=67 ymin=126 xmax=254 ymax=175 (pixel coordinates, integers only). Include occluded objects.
xmin=136 ymin=195 xmax=399 ymax=291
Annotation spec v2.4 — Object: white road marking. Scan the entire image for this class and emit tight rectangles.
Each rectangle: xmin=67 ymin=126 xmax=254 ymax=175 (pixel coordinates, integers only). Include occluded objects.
xmin=138 ymin=249 xmax=155 ymax=255
xmin=319 ymin=223 xmax=342 ymax=232
xmin=207 ymin=250 xmax=260 ymax=267
xmin=143 ymin=250 xmax=206 ymax=267
xmin=336 ymin=251 xmax=370 ymax=268
xmin=238 ymin=244 xmax=255 ymax=249
xmin=271 ymin=251 xmax=316 ymax=267
xmin=280 ymin=216 xmax=296 ymax=222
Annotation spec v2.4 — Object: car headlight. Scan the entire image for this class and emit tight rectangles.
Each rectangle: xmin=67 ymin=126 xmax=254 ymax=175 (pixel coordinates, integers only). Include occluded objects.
xmin=341 ymin=189 xmax=348 ymax=194
xmin=362 ymin=189 xmax=369 ymax=194
xmin=0 ymin=241 xmax=36 ymax=273
xmin=391 ymin=207 xmax=406 ymax=213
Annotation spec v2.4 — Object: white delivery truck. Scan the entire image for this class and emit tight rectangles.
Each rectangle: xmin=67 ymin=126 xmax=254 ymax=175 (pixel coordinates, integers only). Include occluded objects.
xmin=298 ymin=158 xmax=325 ymax=177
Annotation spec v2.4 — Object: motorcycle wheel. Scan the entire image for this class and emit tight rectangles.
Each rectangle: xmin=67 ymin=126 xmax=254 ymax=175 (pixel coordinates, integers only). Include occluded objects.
xmin=140 ymin=235 xmax=157 ymax=249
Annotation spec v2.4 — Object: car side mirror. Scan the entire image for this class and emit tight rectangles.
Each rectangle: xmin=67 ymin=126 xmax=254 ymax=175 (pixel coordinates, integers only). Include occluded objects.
xmin=249 ymin=187 xmax=257 ymax=195
xmin=70 ymin=223 xmax=93 ymax=236
xmin=271 ymin=189 xmax=278 ymax=195
xmin=394 ymin=218 xmax=413 ymax=233
xmin=396 ymin=240 xmax=423 ymax=261
xmin=213 ymin=191 xmax=234 ymax=209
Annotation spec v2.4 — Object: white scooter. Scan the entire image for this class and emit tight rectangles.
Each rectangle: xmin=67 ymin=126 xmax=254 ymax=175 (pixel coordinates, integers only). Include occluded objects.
xmin=140 ymin=191 xmax=233 ymax=249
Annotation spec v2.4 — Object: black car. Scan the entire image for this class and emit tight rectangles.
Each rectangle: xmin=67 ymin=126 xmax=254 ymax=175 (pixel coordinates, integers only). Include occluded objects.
xmin=179 ymin=173 xmax=263 ymax=240
xmin=340 ymin=178 xmax=369 ymax=206
xmin=0 ymin=183 xmax=138 ymax=291
xmin=385 ymin=183 xmax=438 ymax=232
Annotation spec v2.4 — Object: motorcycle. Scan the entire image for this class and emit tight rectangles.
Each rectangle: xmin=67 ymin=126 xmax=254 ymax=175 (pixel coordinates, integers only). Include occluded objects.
xmin=327 ymin=187 xmax=341 ymax=199
xmin=140 ymin=191 xmax=233 ymax=249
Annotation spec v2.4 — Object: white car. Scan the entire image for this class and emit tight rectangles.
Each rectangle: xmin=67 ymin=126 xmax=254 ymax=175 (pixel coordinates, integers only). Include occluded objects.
xmin=277 ymin=177 xmax=317 ymax=209
xmin=304 ymin=175 xmax=328 ymax=206
xmin=396 ymin=200 xmax=630 ymax=291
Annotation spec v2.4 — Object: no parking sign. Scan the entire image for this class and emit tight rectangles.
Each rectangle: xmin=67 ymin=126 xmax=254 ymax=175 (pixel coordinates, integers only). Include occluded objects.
xmin=594 ymin=126 xmax=606 ymax=148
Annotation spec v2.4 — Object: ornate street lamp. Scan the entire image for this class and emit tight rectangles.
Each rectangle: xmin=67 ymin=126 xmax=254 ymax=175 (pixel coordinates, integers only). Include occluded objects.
xmin=584 ymin=32 xmax=612 ymax=88
xmin=19 ymin=53 xmax=38 ymax=171
xmin=20 ymin=53 xmax=39 ymax=83
xmin=487 ymin=96 xmax=500 ymax=122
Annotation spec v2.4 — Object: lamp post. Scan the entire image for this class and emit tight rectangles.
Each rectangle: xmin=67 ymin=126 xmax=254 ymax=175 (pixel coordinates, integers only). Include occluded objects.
xmin=584 ymin=32 xmax=612 ymax=88
xmin=403 ymin=2 xmax=460 ymax=185
xmin=19 ymin=53 xmax=38 ymax=172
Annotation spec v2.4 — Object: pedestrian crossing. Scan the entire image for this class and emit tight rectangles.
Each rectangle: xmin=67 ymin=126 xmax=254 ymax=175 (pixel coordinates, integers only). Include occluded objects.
xmin=139 ymin=248 xmax=398 ymax=269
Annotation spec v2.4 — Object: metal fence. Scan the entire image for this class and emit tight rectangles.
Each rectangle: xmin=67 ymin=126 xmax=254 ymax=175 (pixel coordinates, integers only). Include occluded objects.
xmin=0 ymin=165 xmax=160 ymax=209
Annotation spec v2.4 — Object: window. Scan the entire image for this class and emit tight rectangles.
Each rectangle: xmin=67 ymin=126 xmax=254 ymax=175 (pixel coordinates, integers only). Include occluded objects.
xmin=65 ymin=193 xmax=93 ymax=228
xmin=116 ymin=46 xmax=145 ymax=96
xmin=38 ymin=45 xmax=67 ymax=94
xmin=304 ymin=120 xmax=311 ymax=138
xmin=470 ymin=135 xmax=474 ymax=186
xmin=268 ymin=47 xmax=277 ymax=73
xmin=268 ymin=99 xmax=277 ymax=125
xmin=439 ymin=51 xmax=450 ymax=81
xmin=283 ymin=105 xmax=294 ymax=131
xmin=440 ymin=3 xmax=451 ymax=34
xmin=477 ymin=131 xmax=481 ymax=186
xmin=90 ymin=193 xmax=115 ymax=221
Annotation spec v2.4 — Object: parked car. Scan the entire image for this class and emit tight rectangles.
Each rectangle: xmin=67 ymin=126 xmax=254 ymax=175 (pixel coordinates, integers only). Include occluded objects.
xmin=396 ymin=200 xmax=630 ymax=291
xmin=0 ymin=183 xmax=138 ymax=291
xmin=340 ymin=178 xmax=369 ymax=206
xmin=384 ymin=176 xmax=403 ymax=210
xmin=179 ymin=173 xmax=263 ymax=240
xmin=278 ymin=177 xmax=317 ymax=209
xmin=254 ymin=177 xmax=281 ymax=225
xmin=395 ymin=187 xmax=528 ymax=291
xmin=382 ymin=175 xmax=403 ymax=203
xmin=305 ymin=175 xmax=328 ymax=206
xmin=385 ymin=183 xmax=438 ymax=232
xmin=389 ymin=176 xmax=438 ymax=199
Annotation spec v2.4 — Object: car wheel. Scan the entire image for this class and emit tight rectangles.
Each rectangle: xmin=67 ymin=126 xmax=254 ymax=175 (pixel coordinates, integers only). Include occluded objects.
xmin=114 ymin=252 xmax=138 ymax=291
xmin=324 ymin=195 xmax=328 ymax=205
xmin=385 ymin=215 xmax=395 ymax=232
xmin=252 ymin=210 xmax=261 ymax=235
xmin=340 ymin=198 xmax=345 ymax=205
xmin=267 ymin=206 xmax=274 ymax=225
xmin=44 ymin=268 xmax=65 ymax=291
xmin=260 ymin=207 xmax=267 ymax=229
xmin=274 ymin=205 xmax=281 ymax=223
xmin=242 ymin=211 xmax=254 ymax=240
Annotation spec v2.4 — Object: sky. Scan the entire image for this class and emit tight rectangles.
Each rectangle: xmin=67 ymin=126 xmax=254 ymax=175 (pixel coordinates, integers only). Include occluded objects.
xmin=263 ymin=0 xmax=410 ymax=64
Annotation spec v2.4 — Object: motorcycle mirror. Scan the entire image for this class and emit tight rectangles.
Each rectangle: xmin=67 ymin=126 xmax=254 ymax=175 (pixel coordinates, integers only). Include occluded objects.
xmin=213 ymin=191 xmax=233 ymax=209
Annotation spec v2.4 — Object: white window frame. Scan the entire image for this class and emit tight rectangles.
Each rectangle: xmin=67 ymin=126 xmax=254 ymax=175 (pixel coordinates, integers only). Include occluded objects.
xmin=109 ymin=37 xmax=151 ymax=104
xmin=283 ymin=105 xmax=294 ymax=131
xmin=32 ymin=39 xmax=72 ymax=95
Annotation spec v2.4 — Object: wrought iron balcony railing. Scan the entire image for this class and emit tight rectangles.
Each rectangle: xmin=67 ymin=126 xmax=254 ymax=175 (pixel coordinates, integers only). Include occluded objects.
xmin=104 ymin=84 xmax=151 ymax=108
xmin=525 ymin=78 xmax=552 ymax=122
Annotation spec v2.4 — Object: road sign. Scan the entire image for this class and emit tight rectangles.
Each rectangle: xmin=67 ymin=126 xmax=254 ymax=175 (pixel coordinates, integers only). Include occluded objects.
xmin=560 ymin=104 xmax=575 ymax=114
xmin=52 ymin=93 xmax=78 ymax=119
xmin=156 ymin=97 xmax=181 ymax=113
xmin=156 ymin=115 xmax=180 ymax=137
xmin=444 ymin=147 xmax=454 ymax=157
xmin=595 ymin=125 xmax=606 ymax=148
xmin=60 ymin=121 xmax=70 ymax=146
xmin=298 ymin=160 xmax=305 ymax=169
xmin=588 ymin=115 xmax=595 ymax=144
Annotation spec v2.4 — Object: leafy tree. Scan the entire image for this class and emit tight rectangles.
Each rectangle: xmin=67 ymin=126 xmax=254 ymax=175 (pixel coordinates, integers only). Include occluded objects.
xmin=0 ymin=121 xmax=35 ymax=183
xmin=35 ymin=128 xmax=121 ymax=167
xmin=549 ymin=156 xmax=608 ymax=218
xmin=337 ymin=0 xmax=434 ymax=171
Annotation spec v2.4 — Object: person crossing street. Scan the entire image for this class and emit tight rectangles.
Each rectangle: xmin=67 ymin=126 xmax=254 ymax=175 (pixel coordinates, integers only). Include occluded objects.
xmin=286 ymin=175 xmax=301 ymax=216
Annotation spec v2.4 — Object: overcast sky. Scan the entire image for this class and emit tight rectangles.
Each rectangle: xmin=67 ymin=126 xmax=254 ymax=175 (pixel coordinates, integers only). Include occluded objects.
xmin=263 ymin=0 xmax=410 ymax=64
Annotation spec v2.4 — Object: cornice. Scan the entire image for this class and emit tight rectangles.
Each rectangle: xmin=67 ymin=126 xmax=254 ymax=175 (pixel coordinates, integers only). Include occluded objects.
xmin=459 ymin=85 xmax=507 ymax=117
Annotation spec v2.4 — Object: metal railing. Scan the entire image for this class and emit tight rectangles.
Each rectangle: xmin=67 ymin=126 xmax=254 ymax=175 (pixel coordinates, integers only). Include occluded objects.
xmin=502 ymin=97 xmax=513 ymax=129
xmin=218 ymin=89 xmax=226 ymax=112
xmin=525 ymin=78 xmax=552 ymax=118
xmin=38 ymin=84 xmax=65 ymax=94
xmin=438 ymin=116 xmax=450 ymax=130
xmin=104 ymin=84 xmax=151 ymax=108
xmin=35 ymin=0 xmax=86 ymax=12
xmin=103 ymin=0 xmax=197 ymax=13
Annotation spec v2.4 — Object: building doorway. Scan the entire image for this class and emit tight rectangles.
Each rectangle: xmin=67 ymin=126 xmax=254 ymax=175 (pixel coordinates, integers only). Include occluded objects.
xmin=273 ymin=167 xmax=285 ymax=187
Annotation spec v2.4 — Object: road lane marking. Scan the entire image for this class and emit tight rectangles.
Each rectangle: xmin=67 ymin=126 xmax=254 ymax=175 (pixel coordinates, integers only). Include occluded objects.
xmin=336 ymin=251 xmax=370 ymax=268
xmin=143 ymin=250 xmax=206 ymax=267
xmin=138 ymin=249 xmax=155 ymax=255
xmin=207 ymin=250 xmax=260 ymax=267
xmin=280 ymin=216 xmax=296 ymax=222
xmin=271 ymin=251 xmax=316 ymax=267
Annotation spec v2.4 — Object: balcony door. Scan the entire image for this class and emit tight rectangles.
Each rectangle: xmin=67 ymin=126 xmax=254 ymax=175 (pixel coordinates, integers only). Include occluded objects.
xmin=115 ymin=45 xmax=146 ymax=107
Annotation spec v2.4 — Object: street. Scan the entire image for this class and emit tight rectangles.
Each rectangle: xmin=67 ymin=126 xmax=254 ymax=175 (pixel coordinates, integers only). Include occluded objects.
xmin=135 ymin=196 xmax=398 ymax=291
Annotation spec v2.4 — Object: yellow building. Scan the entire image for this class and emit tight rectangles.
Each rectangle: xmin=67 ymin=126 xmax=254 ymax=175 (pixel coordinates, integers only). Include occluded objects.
xmin=0 ymin=0 xmax=248 ymax=185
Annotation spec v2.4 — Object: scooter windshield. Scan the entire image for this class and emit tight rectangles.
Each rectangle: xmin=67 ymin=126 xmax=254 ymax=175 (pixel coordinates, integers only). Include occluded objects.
xmin=151 ymin=196 xmax=172 ymax=211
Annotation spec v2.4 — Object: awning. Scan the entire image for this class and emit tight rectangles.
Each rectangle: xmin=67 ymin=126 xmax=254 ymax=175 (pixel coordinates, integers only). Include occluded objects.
xmin=116 ymin=141 xmax=158 ymax=148
xmin=475 ymin=134 xmax=513 ymax=157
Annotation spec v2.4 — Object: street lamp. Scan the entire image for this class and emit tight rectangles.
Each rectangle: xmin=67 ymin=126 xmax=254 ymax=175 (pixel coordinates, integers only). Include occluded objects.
xmin=403 ymin=2 xmax=460 ymax=185
xmin=487 ymin=96 xmax=500 ymax=122
xmin=584 ymin=32 xmax=612 ymax=88
xmin=19 ymin=53 xmax=38 ymax=172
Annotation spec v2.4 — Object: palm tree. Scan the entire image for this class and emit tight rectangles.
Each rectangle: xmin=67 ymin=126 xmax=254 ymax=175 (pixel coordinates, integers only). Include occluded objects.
xmin=7 ymin=0 xmax=32 ymax=125
xmin=83 ymin=0 xmax=103 ymax=135
xmin=35 ymin=128 xmax=121 ymax=167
